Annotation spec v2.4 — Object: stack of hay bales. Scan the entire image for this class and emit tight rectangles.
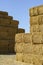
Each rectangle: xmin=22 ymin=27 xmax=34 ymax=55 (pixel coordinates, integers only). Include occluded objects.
xmin=29 ymin=5 xmax=43 ymax=56
xmin=30 ymin=5 xmax=43 ymax=33
xmin=15 ymin=33 xmax=42 ymax=65
xmin=15 ymin=33 xmax=33 ymax=64
xmin=7 ymin=20 xmax=19 ymax=53
xmin=27 ymin=5 xmax=43 ymax=65
xmin=15 ymin=5 xmax=43 ymax=65
xmin=15 ymin=33 xmax=24 ymax=61
xmin=0 ymin=11 xmax=19 ymax=54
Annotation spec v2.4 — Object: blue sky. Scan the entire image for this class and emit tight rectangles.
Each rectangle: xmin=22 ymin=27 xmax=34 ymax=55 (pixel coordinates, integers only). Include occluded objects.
xmin=0 ymin=0 xmax=43 ymax=33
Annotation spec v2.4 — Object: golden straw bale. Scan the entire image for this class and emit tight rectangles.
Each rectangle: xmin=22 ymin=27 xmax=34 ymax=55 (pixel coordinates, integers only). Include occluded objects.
xmin=30 ymin=16 xmax=38 ymax=25
xmin=23 ymin=54 xmax=33 ymax=64
xmin=38 ymin=5 xmax=43 ymax=15
xmin=23 ymin=54 xmax=42 ymax=65
xmin=32 ymin=44 xmax=42 ymax=55
xmin=30 ymin=25 xmax=39 ymax=33
xmin=15 ymin=53 xmax=23 ymax=62
xmin=23 ymin=43 xmax=33 ymax=53
xmin=32 ymin=32 xmax=42 ymax=44
xmin=33 ymin=54 xmax=41 ymax=65
xmin=15 ymin=33 xmax=24 ymax=43
xmin=23 ymin=33 xmax=32 ymax=43
xmin=29 ymin=5 xmax=43 ymax=16
xmin=29 ymin=7 xmax=38 ymax=16
xmin=15 ymin=43 xmax=24 ymax=53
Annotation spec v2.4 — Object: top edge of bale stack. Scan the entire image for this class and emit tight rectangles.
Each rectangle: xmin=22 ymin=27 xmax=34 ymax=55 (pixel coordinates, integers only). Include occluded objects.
xmin=0 ymin=11 xmax=8 ymax=16
xmin=18 ymin=28 xmax=25 ymax=33
xmin=0 ymin=15 xmax=13 ymax=20
xmin=29 ymin=5 xmax=43 ymax=16
xmin=10 ymin=20 xmax=19 ymax=25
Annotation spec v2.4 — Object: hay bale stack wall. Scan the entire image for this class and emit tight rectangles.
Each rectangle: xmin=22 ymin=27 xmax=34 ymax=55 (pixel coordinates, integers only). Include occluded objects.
xmin=0 ymin=11 xmax=25 ymax=54
xmin=15 ymin=5 xmax=43 ymax=65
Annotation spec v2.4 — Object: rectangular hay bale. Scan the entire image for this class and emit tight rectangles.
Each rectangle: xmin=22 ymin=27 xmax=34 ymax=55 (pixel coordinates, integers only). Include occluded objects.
xmin=29 ymin=5 xmax=43 ymax=16
xmin=23 ymin=43 xmax=33 ymax=53
xmin=0 ymin=40 xmax=9 ymax=46
xmin=38 ymin=5 xmax=43 ymax=15
xmin=23 ymin=33 xmax=32 ymax=43
xmin=32 ymin=32 xmax=42 ymax=44
xmin=32 ymin=54 xmax=42 ymax=65
xmin=23 ymin=54 xmax=33 ymax=64
xmin=29 ymin=7 xmax=38 ymax=16
xmin=8 ymin=32 xmax=15 ymax=40
xmin=15 ymin=33 xmax=24 ymax=43
xmin=23 ymin=54 xmax=41 ymax=65
xmin=8 ymin=27 xmax=17 ymax=33
xmin=15 ymin=53 xmax=23 ymax=62
xmin=32 ymin=44 xmax=42 ymax=55
xmin=30 ymin=15 xmax=43 ymax=25
xmin=0 ymin=18 xmax=10 ymax=25
xmin=10 ymin=20 xmax=19 ymax=27
xmin=30 ymin=16 xmax=38 ymax=25
xmin=15 ymin=43 xmax=24 ymax=53
xmin=0 ymin=31 xmax=8 ymax=39
xmin=0 ymin=26 xmax=8 ymax=32
xmin=0 ymin=31 xmax=15 ymax=40
xmin=30 ymin=25 xmax=39 ymax=33
xmin=0 ymin=40 xmax=9 ymax=53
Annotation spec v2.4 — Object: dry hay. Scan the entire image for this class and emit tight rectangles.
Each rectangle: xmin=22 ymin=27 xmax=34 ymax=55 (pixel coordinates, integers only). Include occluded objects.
xmin=23 ymin=54 xmax=42 ymax=65
xmin=32 ymin=44 xmax=42 ymax=55
xmin=30 ymin=24 xmax=39 ymax=32
xmin=15 ymin=33 xmax=24 ymax=43
xmin=23 ymin=33 xmax=32 ymax=43
xmin=15 ymin=43 xmax=24 ymax=53
xmin=30 ymin=16 xmax=38 ymax=25
xmin=23 ymin=43 xmax=33 ymax=53
xmin=15 ymin=53 xmax=23 ymax=62
xmin=32 ymin=32 xmax=42 ymax=44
